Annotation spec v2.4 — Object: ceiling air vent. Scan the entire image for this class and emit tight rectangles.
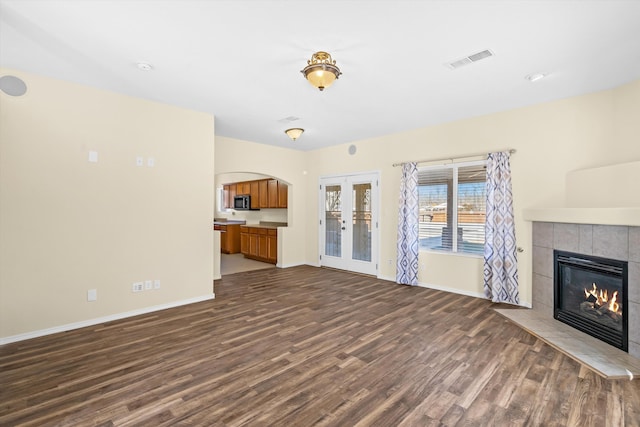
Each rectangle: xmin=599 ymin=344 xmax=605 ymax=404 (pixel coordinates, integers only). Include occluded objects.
xmin=446 ymin=49 xmax=494 ymax=69
xmin=278 ymin=116 xmax=300 ymax=123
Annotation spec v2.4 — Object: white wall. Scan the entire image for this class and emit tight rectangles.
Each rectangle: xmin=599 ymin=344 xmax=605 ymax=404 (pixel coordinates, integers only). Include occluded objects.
xmin=0 ymin=69 xmax=216 ymax=340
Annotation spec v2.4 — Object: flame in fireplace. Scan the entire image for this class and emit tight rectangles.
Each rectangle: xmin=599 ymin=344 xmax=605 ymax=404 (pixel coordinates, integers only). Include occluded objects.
xmin=583 ymin=283 xmax=622 ymax=315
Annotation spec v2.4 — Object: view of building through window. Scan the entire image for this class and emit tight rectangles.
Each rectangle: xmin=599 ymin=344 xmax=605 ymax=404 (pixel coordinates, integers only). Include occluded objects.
xmin=418 ymin=162 xmax=486 ymax=255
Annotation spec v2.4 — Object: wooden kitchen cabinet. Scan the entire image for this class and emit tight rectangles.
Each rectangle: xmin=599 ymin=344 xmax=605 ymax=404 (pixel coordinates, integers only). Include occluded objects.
xmin=250 ymin=181 xmax=260 ymax=209
xmin=258 ymin=232 xmax=268 ymax=259
xmin=239 ymin=226 xmax=277 ymax=264
xmin=219 ymin=226 xmax=228 ymax=252
xmin=258 ymin=180 xmax=269 ymax=208
xmin=266 ymin=229 xmax=277 ymax=263
xmin=223 ymin=178 xmax=287 ymax=209
xmin=215 ymin=223 xmax=241 ymax=254
xmin=249 ymin=233 xmax=259 ymax=258
xmin=240 ymin=229 xmax=248 ymax=254
xmin=267 ymin=179 xmax=278 ymax=208
xmin=238 ymin=182 xmax=251 ymax=195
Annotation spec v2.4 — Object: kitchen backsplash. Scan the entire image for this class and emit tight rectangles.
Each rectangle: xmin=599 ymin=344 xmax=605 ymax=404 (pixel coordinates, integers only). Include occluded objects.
xmin=215 ymin=208 xmax=288 ymax=224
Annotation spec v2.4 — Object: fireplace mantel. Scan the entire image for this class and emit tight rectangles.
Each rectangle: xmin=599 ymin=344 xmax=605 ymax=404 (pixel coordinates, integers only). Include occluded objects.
xmin=524 ymin=207 xmax=640 ymax=227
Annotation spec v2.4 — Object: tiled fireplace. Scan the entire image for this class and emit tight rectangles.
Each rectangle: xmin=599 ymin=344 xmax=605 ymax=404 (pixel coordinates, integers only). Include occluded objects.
xmin=532 ymin=222 xmax=640 ymax=359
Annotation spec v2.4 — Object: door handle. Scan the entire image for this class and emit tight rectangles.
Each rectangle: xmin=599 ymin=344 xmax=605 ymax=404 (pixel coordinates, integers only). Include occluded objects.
xmin=341 ymin=227 xmax=346 ymax=230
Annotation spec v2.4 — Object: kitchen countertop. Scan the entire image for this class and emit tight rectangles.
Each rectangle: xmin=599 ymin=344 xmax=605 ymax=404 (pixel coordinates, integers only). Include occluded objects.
xmin=213 ymin=220 xmax=246 ymax=226
xmin=241 ymin=222 xmax=287 ymax=229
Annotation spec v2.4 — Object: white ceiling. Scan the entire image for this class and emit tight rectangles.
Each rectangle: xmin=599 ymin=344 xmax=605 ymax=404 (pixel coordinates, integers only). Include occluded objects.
xmin=1 ymin=0 xmax=640 ymax=151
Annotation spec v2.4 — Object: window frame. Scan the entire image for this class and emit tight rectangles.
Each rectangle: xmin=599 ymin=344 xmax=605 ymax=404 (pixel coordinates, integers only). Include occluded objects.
xmin=418 ymin=159 xmax=487 ymax=257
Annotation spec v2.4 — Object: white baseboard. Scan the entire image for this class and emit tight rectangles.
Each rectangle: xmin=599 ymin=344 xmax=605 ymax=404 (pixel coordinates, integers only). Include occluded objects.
xmin=0 ymin=293 xmax=216 ymax=346
xmin=277 ymin=262 xmax=309 ymax=268
xmin=417 ymin=282 xmax=532 ymax=308
xmin=377 ymin=275 xmax=487 ymax=301
xmin=277 ymin=267 xmax=533 ymax=308
xmin=416 ymin=282 xmax=485 ymax=299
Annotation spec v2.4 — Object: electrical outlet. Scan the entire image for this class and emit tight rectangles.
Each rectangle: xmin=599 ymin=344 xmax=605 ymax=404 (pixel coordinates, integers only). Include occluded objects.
xmin=144 ymin=280 xmax=153 ymax=290
xmin=136 ymin=156 xmax=144 ymax=166
xmin=132 ymin=282 xmax=144 ymax=292
xmin=388 ymin=259 xmax=393 ymax=265
xmin=153 ymin=279 xmax=161 ymax=290
xmin=87 ymin=289 xmax=97 ymax=301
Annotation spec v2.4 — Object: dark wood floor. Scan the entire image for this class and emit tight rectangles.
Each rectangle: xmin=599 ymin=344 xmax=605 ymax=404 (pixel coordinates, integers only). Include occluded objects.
xmin=1 ymin=266 xmax=639 ymax=426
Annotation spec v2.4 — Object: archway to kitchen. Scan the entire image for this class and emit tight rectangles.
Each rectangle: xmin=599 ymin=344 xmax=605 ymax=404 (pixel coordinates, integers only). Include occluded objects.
xmin=214 ymin=171 xmax=290 ymax=277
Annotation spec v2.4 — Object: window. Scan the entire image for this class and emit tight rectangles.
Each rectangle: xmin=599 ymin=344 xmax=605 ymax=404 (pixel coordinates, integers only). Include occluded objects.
xmin=418 ymin=161 xmax=486 ymax=255
xmin=217 ymin=187 xmax=226 ymax=212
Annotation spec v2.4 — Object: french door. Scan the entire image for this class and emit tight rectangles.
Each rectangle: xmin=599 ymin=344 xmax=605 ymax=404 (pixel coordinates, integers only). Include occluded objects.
xmin=319 ymin=172 xmax=379 ymax=275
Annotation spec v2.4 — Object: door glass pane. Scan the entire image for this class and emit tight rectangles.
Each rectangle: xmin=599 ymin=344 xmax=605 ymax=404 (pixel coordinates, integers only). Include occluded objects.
xmin=325 ymin=185 xmax=341 ymax=257
xmin=352 ymin=183 xmax=371 ymax=261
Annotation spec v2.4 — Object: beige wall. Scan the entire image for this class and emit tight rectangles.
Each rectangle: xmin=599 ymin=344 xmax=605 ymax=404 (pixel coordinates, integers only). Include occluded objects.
xmin=612 ymin=80 xmax=640 ymax=164
xmin=0 ymin=69 xmax=215 ymax=340
xmin=566 ymin=161 xmax=640 ymax=208
xmin=2 ymin=67 xmax=637 ymax=341
xmin=304 ymin=79 xmax=640 ymax=305
xmin=214 ymin=136 xmax=308 ymax=268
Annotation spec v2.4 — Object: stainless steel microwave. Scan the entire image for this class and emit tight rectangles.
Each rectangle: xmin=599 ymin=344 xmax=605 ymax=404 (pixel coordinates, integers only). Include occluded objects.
xmin=233 ymin=194 xmax=251 ymax=210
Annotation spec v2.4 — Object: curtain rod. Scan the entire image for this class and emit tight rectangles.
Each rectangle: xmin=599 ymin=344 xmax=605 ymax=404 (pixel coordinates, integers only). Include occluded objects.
xmin=392 ymin=149 xmax=516 ymax=167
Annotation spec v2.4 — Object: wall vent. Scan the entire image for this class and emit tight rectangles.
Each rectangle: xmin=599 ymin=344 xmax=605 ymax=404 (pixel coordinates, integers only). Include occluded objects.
xmin=446 ymin=49 xmax=494 ymax=69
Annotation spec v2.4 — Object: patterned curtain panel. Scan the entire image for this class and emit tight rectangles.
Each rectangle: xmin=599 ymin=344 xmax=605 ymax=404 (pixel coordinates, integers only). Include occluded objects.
xmin=483 ymin=152 xmax=520 ymax=304
xmin=396 ymin=162 xmax=419 ymax=285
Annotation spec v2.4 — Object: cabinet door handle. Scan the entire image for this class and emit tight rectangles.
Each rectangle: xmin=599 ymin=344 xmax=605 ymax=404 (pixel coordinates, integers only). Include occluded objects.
xmin=341 ymin=227 xmax=346 ymax=230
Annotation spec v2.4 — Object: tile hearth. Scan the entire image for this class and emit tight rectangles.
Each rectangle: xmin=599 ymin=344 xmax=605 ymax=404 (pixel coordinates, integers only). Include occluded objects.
xmin=496 ymin=308 xmax=640 ymax=379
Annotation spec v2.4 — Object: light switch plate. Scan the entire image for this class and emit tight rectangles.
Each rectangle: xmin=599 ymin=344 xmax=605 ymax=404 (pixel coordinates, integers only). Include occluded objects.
xmin=144 ymin=280 xmax=153 ymax=290
xmin=88 ymin=151 xmax=98 ymax=163
xmin=147 ymin=157 xmax=155 ymax=167
xmin=136 ymin=156 xmax=144 ymax=166
xmin=87 ymin=289 xmax=97 ymax=301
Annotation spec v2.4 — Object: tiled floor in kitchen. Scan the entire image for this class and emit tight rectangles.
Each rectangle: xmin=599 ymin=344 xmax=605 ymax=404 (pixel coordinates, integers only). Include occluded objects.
xmin=220 ymin=253 xmax=276 ymax=276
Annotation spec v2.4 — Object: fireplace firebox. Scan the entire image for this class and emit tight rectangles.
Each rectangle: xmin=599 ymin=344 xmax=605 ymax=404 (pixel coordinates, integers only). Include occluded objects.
xmin=554 ymin=250 xmax=628 ymax=351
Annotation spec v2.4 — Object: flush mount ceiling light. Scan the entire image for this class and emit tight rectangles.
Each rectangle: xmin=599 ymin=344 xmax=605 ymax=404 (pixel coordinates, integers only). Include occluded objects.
xmin=301 ymin=51 xmax=342 ymax=91
xmin=285 ymin=128 xmax=304 ymax=141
